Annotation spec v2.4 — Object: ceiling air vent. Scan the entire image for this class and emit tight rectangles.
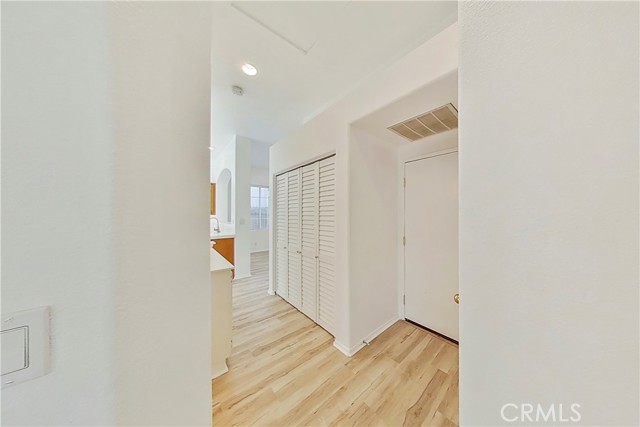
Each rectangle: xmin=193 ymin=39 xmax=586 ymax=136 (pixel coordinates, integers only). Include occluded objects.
xmin=388 ymin=103 xmax=458 ymax=142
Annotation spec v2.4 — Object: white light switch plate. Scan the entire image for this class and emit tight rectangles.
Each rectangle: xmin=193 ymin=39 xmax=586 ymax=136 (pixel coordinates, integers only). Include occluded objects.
xmin=1 ymin=307 xmax=50 ymax=388
xmin=1 ymin=327 xmax=28 ymax=375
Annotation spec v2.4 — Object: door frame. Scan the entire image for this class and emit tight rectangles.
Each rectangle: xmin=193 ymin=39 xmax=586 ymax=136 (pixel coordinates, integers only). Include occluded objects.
xmin=400 ymin=147 xmax=458 ymax=321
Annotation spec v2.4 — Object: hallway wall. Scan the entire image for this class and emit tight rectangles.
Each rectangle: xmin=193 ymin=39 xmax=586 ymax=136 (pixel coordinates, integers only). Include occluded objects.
xmin=250 ymin=166 xmax=269 ymax=253
xmin=459 ymin=2 xmax=639 ymax=425
xmin=1 ymin=3 xmax=213 ymax=425
xmin=270 ymin=23 xmax=459 ymax=353
xmin=110 ymin=4 xmax=213 ymax=424
xmin=348 ymin=127 xmax=399 ymax=349
xmin=234 ymin=136 xmax=252 ymax=278
xmin=1 ymin=3 xmax=116 ymax=424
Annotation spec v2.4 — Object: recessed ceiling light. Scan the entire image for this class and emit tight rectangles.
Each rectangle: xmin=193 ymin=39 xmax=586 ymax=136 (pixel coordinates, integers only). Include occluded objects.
xmin=241 ymin=63 xmax=257 ymax=76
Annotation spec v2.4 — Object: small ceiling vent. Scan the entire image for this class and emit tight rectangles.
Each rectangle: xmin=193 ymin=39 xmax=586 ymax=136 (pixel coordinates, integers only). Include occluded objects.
xmin=388 ymin=103 xmax=458 ymax=142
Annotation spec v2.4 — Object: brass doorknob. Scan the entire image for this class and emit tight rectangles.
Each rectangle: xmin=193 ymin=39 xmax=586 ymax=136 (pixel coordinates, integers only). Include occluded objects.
xmin=453 ymin=293 xmax=460 ymax=304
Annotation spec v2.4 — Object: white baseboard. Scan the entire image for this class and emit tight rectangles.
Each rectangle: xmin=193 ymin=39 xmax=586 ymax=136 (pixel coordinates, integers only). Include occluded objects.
xmin=212 ymin=364 xmax=229 ymax=380
xmin=339 ymin=316 xmax=399 ymax=357
xmin=363 ymin=316 xmax=399 ymax=344
xmin=333 ymin=339 xmax=368 ymax=357
xmin=333 ymin=340 xmax=357 ymax=357
xmin=267 ymin=289 xmax=275 ymax=296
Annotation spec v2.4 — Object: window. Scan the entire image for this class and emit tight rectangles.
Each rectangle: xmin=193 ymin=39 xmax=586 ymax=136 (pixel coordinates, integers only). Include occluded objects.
xmin=251 ymin=186 xmax=269 ymax=230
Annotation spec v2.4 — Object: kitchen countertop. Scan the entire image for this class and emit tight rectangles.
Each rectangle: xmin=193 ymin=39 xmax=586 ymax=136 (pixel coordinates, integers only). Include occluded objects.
xmin=210 ymin=217 xmax=235 ymax=240
xmin=210 ymin=248 xmax=234 ymax=272
xmin=210 ymin=231 xmax=235 ymax=239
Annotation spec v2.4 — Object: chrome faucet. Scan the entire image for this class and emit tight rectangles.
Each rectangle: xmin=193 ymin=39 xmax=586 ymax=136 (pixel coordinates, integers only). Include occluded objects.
xmin=211 ymin=216 xmax=220 ymax=233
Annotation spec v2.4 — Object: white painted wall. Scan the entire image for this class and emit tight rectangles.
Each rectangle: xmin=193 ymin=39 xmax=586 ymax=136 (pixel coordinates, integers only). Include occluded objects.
xmin=250 ymin=166 xmax=269 ymax=253
xmin=354 ymin=71 xmax=459 ymax=322
xmin=211 ymin=136 xmax=251 ymax=278
xmin=2 ymin=3 xmax=115 ymax=424
xmin=250 ymin=231 xmax=269 ymax=253
xmin=234 ymin=136 xmax=251 ymax=278
xmin=212 ymin=139 xmax=236 ymax=224
xmin=110 ymin=4 xmax=212 ymax=425
xmin=2 ymin=2 xmax=212 ymax=425
xmin=348 ymin=126 xmax=399 ymax=350
xmin=216 ymin=169 xmax=233 ymax=223
xmin=251 ymin=166 xmax=269 ymax=185
xmin=270 ymin=23 xmax=458 ymax=353
xmin=251 ymin=142 xmax=270 ymax=170
xmin=459 ymin=2 xmax=639 ymax=425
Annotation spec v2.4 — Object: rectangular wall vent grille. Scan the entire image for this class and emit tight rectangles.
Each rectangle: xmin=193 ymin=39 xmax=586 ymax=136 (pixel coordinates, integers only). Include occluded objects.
xmin=388 ymin=103 xmax=458 ymax=142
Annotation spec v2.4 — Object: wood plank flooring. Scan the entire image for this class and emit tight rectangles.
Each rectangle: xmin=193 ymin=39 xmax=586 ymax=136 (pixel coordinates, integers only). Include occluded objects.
xmin=212 ymin=252 xmax=459 ymax=426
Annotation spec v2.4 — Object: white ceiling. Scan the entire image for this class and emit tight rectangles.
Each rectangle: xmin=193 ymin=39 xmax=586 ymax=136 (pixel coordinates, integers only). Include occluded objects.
xmin=210 ymin=1 xmax=458 ymax=158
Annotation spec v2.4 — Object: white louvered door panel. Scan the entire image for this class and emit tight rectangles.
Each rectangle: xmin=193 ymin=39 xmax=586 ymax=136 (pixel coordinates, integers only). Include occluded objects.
xmin=287 ymin=169 xmax=302 ymax=310
xmin=275 ymin=173 xmax=289 ymax=299
xmin=300 ymin=162 xmax=319 ymax=321
xmin=317 ymin=156 xmax=337 ymax=335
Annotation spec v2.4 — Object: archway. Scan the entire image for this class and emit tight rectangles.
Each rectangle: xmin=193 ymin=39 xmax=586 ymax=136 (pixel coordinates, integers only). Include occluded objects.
xmin=216 ymin=168 xmax=232 ymax=223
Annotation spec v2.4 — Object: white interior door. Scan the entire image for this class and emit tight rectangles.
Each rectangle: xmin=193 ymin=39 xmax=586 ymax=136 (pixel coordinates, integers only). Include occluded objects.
xmin=404 ymin=151 xmax=459 ymax=341
xmin=274 ymin=155 xmax=336 ymax=336
xmin=287 ymin=169 xmax=302 ymax=310
xmin=275 ymin=173 xmax=289 ymax=298
xmin=300 ymin=162 xmax=318 ymax=321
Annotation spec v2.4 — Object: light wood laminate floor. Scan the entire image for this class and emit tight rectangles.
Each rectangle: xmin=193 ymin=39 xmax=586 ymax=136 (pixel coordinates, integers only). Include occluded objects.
xmin=213 ymin=252 xmax=459 ymax=426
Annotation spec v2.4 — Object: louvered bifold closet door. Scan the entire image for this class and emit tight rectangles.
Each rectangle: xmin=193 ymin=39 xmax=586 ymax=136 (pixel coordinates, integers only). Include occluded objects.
xmin=275 ymin=173 xmax=289 ymax=298
xmin=317 ymin=156 xmax=337 ymax=335
xmin=300 ymin=163 xmax=319 ymax=321
xmin=287 ymin=169 xmax=302 ymax=310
